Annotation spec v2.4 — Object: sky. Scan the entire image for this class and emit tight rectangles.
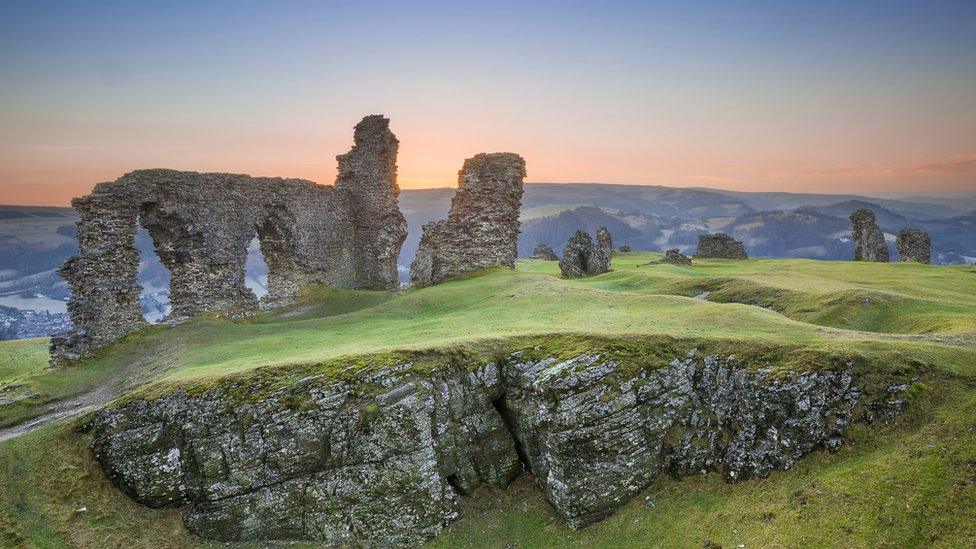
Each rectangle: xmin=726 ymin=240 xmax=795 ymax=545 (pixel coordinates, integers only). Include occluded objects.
xmin=1 ymin=0 xmax=975 ymax=206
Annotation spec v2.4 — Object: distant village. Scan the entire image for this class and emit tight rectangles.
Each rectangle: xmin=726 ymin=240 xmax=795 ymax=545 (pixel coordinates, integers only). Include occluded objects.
xmin=0 ymin=302 xmax=71 ymax=340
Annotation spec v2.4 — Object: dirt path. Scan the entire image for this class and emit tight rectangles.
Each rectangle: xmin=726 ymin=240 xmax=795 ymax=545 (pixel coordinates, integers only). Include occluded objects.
xmin=0 ymin=385 xmax=115 ymax=443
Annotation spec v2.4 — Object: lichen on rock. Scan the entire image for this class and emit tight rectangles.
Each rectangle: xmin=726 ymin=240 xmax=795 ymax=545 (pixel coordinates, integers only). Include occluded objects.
xmin=85 ymin=342 xmax=910 ymax=545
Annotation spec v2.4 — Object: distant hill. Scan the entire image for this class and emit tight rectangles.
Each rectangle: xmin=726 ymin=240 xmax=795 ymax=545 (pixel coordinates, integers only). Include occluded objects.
xmin=697 ymin=188 xmax=964 ymax=220
xmin=797 ymin=200 xmax=908 ymax=229
xmin=2 ymin=182 xmax=975 ymax=318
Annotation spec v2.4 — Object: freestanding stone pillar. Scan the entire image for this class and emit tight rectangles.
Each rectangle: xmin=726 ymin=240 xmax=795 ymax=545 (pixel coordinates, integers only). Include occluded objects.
xmin=410 ymin=153 xmax=526 ymax=287
xmin=850 ymin=209 xmax=889 ymax=262
xmin=558 ymin=227 xmax=613 ymax=278
xmin=336 ymin=115 xmax=408 ymax=290
xmin=896 ymin=228 xmax=931 ymax=264
xmin=50 ymin=193 xmax=146 ymax=365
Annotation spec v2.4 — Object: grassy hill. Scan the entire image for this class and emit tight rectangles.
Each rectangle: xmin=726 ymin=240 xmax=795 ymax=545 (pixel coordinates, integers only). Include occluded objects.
xmin=1 ymin=253 xmax=975 ymax=547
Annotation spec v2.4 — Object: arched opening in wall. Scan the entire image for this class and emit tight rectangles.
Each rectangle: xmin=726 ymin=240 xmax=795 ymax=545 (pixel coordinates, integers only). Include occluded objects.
xmin=134 ymin=221 xmax=172 ymax=324
xmin=246 ymin=236 xmax=269 ymax=301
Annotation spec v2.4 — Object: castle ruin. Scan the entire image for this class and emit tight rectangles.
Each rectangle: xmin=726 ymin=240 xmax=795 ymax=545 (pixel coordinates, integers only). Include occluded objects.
xmin=50 ymin=115 xmax=407 ymax=365
xmin=896 ymin=228 xmax=931 ymax=264
xmin=693 ymin=233 xmax=748 ymax=259
xmin=558 ymin=227 xmax=613 ymax=277
xmin=410 ymin=153 xmax=526 ymax=287
xmin=850 ymin=208 xmax=889 ymax=262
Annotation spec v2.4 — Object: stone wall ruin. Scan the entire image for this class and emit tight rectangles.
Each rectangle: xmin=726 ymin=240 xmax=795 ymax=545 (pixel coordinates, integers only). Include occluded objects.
xmin=693 ymin=233 xmax=748 ymax=259
xmin=896 ymin=228 xmax=931 ymax=264
xmin=532 ymin=243 xmax=559 ymax=261
xmin=850 ymin=208 xmax=889 ymax=262
xmin=409 ymin=153 xmax=526 ymax=287
xmin=558 ymin=227 xmax=613 ymax=277
xmin=51 ymin=115 xmax=407 ymax=365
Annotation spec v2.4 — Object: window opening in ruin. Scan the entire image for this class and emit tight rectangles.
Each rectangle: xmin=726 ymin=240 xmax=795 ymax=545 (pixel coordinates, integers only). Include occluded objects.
xmin=134 ymin=225 xmax=171 ymax=324
xmin=246 ymin=236 xmax=269 ymax=301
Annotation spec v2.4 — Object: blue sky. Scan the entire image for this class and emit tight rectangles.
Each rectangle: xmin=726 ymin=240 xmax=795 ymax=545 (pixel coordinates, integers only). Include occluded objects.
xmin=1 ymin=1 xmax=974 ymax=204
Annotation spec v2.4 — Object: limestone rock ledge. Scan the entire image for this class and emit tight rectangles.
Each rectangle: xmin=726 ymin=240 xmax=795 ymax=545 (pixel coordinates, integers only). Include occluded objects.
xmin=83 ymin=349 xmax=909 ymax=545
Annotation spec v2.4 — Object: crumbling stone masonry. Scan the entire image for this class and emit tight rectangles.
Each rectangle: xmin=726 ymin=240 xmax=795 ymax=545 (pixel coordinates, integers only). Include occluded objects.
xmin=896 ymin=228 xmax=931 ymax=264
xmin=664 ymin=248 xmax=692 ymax=265
xmin=850 ymin=209 xmax=889 ymax=262
xmin=532 ymin=244 xmax=559 ymax=261
xmin=693 ymin=233 xmax=748 ymax=259
xmin=410 ymin=153 xmax=526 ymax=287
xmin=51 ymin=115 xmax=407 ymax=366
xmin=558 ymin=227 xmax=613 ymax=278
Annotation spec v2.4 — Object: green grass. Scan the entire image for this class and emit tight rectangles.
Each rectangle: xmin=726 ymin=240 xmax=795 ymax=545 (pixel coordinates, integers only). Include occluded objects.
xmin=431 ymin=378 xmax=976 ymax=548
xmin=1 ymin=253 xmax=975 ymax=547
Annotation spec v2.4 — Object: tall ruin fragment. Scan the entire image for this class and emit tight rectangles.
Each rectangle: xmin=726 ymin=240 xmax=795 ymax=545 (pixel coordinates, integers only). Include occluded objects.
xmin=850 ymin=208 xmax=889 ymax=262
xmin=410 ymin=153 xmax=526 ymax=287
xmin=896 ymin=228 xmax=931 ymax=264
xmin=51 ymin=115 xmax=407 ymax=366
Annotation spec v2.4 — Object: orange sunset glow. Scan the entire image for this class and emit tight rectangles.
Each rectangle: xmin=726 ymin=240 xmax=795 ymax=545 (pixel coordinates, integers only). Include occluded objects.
xmin=1 ymin=2 xmax=974 ymax=205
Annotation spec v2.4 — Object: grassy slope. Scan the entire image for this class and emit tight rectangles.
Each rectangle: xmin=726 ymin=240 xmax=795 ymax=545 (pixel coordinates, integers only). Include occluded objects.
xmin=1 ymin=253 xmax=974 ymax=547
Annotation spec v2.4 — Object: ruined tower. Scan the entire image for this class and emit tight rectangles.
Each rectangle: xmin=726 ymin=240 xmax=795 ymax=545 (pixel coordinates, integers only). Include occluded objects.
xmin=850 ymin=209 xmax=889 ymax=262
xmin=335 ymin=115 xmax=408 ymax=290
xmin=410 ymin=153 xmax=526 ymax=287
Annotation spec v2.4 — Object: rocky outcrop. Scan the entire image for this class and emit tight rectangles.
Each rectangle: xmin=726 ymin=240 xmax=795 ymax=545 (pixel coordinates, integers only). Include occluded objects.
xmin=51 ymin=116 xmax=407 ymax=365
xmin=410 ymin=153 xmax=526 ymax=287
xmin=532 ymin=244 xmax=559 ymax=261
xmin=693 ymin=234 xmax=748 ymax=259
xmin=558 ymin=228 xmax=612 ymax=277
xmin=850 ymin=209 xmax=889 ymax=262
xmin=664 ymin=248 xmax=692 ymax=265
xmin=86 ymin=344 xmax=909 ymax=545
xmin=897 ymin=228 xmax=931 ymax=264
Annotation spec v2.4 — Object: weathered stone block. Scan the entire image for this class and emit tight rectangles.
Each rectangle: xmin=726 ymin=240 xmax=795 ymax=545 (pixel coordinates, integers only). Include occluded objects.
xmin=664 ymin=248 xmax=692 ymax=265
xmin=86 ymin=348 xmax=910 ymax=544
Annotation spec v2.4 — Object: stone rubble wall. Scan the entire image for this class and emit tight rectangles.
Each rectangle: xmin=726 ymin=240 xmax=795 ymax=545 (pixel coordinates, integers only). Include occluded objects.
xmin=558 ymin=227 xmax=613 ymax=277
xmin=336 ymin=115 xmax=408 ymax=290
xmin=51 ymin=116 xmax=407 ymax=365
xmin=850 ymin=208 xmax=889 ymax=262
xmin=693 ymin=233 xmax=748 ymax=259
xmin=664 ymin=248 xmax=692 ymax=265
xmin=896 ymin=228 xmax=931 ymax=264
xmin=410 ymin=153 xmax=526 ymax=287
xmin=532 ymin=243 xmax=559 ymax=261
xmin=86 ymin=348 xmax=910 ymax=545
